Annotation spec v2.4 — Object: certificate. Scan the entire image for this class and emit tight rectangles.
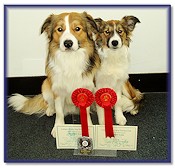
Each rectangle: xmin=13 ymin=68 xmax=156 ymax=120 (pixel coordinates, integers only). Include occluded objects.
xmin=56 ymin=125 xmax=138 ymax=150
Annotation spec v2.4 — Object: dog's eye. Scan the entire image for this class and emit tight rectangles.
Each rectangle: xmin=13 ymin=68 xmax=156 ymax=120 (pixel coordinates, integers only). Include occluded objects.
xmin=57 ymin=27 xmax=63 ymax=32
xmin=75 ymin=27 xmax=81 ymax=31
xmin=118 ymin=30 xmax=123 ymax=34
xmin=105 ymin=30 xmax=110 ymax=35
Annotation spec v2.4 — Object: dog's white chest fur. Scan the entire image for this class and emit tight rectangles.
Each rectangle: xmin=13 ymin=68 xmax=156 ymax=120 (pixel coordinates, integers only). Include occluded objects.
xmin=96 ymin=46 xmax=129 ymax=89
xmin=48 ymin=49 xmax=94 ymax=113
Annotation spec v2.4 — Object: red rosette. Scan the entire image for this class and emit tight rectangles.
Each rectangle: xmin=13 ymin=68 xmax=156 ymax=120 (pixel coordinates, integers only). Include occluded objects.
xmin=95 ymin=88 xmax=117 ymax=138
xmin=72 ymin=88 xmax=94 ymax=108
xmin=95 ymin=88 xmax=117 ymax=108
xmin=71 ymin=88 xmax=94 ymax=137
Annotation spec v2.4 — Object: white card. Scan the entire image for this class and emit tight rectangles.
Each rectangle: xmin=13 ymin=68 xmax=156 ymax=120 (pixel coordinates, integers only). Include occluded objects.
xmin=56 ymin=125 xmax=138 ymax=150
xmin=56 ymin=124 xmax=95 ymax=149
xmin=95 ymin=125 xmax=138 ymax=150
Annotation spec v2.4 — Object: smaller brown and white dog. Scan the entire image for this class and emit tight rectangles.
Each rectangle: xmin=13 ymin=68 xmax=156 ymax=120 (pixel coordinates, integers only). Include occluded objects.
xmin=8 ymin=12 xmax=100 ymax=138
xmin=93 ymin=16 xmax=143 ymax=125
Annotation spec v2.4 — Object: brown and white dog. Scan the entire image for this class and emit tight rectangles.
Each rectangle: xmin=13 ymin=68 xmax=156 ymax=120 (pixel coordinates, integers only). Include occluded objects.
xmin=93 ymin=16 xmax=143 ymax=125
xmin=8 ymin=12 xmax=142 ymax=138
xmin=8 ymin=12 xmax=101 ymax=138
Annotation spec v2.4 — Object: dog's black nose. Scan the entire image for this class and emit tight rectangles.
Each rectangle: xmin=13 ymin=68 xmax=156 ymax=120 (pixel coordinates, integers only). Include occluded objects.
xmin=111 ymin=40 xmax=118 ymax=47
xmin=64 ymin=40 xmax=73 ymax=49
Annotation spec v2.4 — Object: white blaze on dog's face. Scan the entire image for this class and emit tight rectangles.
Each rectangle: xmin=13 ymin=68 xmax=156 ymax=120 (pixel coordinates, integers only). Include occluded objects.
xmin=59 ymin=15 xmax=79 ymax=51
xmin=52 ymin=13 xmax=86 ymax=52
xmin=107 ymin=24 xmax=122 ymax=49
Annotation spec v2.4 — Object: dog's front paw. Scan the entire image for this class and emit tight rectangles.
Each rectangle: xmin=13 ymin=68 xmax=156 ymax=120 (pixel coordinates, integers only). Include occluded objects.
xmin=116 ymin=115 xmax=127 ymax=125
xmin=130 ymin=109 xmax=139 ymax=115
xmin=46 ymin=107 xmax=55 ymax=117
xmin=51 ymin=127 xmax=56 ymax=138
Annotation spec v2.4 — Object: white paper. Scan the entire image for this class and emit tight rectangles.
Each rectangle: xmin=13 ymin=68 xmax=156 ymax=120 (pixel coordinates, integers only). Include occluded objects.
xmin=56 ymin=124 xmax=95 ymax=149
xmin=95 ymin=125 xmax=138 ymax=150
xmin=56 ymin=125 xmax=138 ymax=150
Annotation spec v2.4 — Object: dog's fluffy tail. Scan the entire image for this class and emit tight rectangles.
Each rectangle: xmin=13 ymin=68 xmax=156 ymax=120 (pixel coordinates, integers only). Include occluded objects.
xmin=121 ymin=80 xmax=144 ymax=115
xmin=8 ymin=94 xmax=47 ymax=115
xmin=123 ymin=80 xmax=143 ymax=103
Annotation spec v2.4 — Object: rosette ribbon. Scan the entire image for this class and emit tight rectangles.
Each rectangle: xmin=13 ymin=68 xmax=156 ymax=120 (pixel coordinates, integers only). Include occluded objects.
xmin=71 ymin=88 xmax=94 ymax=137
xmin=95 ymin=88 xmax=117 ymax=138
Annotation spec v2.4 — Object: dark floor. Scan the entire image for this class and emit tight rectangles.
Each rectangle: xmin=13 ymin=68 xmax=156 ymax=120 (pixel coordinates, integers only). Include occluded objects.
xmin=5 ymin=92 xmax=170 ymax=162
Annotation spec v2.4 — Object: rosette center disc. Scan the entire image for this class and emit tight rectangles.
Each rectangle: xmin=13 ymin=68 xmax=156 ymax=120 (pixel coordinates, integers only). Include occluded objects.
xmin=77 ymin=93 xmax=88 ymax=106
xmin=100 ymin=93 xmax=111 ymax=106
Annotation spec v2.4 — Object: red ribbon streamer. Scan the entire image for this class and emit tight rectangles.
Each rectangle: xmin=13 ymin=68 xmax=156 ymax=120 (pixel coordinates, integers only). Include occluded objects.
xmin=80 ymin=107 xmax=89 ymax=137
xmin=104 ymin=106 xmax=114 ymax=137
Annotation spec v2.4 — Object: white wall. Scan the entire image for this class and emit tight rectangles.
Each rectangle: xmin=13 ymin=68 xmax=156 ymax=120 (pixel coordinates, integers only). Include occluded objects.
xmin=6 ymin=6 xmax=169 ymax=77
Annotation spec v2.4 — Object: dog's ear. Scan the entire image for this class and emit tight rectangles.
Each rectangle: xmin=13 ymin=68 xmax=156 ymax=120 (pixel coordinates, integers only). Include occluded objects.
xmin=41 ymin=14 xmax=53 ymax=40
xmin=121 ymin=16 xmax=140 ymax=32
xmin=83 ymin=12 xmax=99 ymax=40
xmin=83 ymin=12 xmax=98 ymax=32
xmin=94 ymin=18 xmax=106 ymax=33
